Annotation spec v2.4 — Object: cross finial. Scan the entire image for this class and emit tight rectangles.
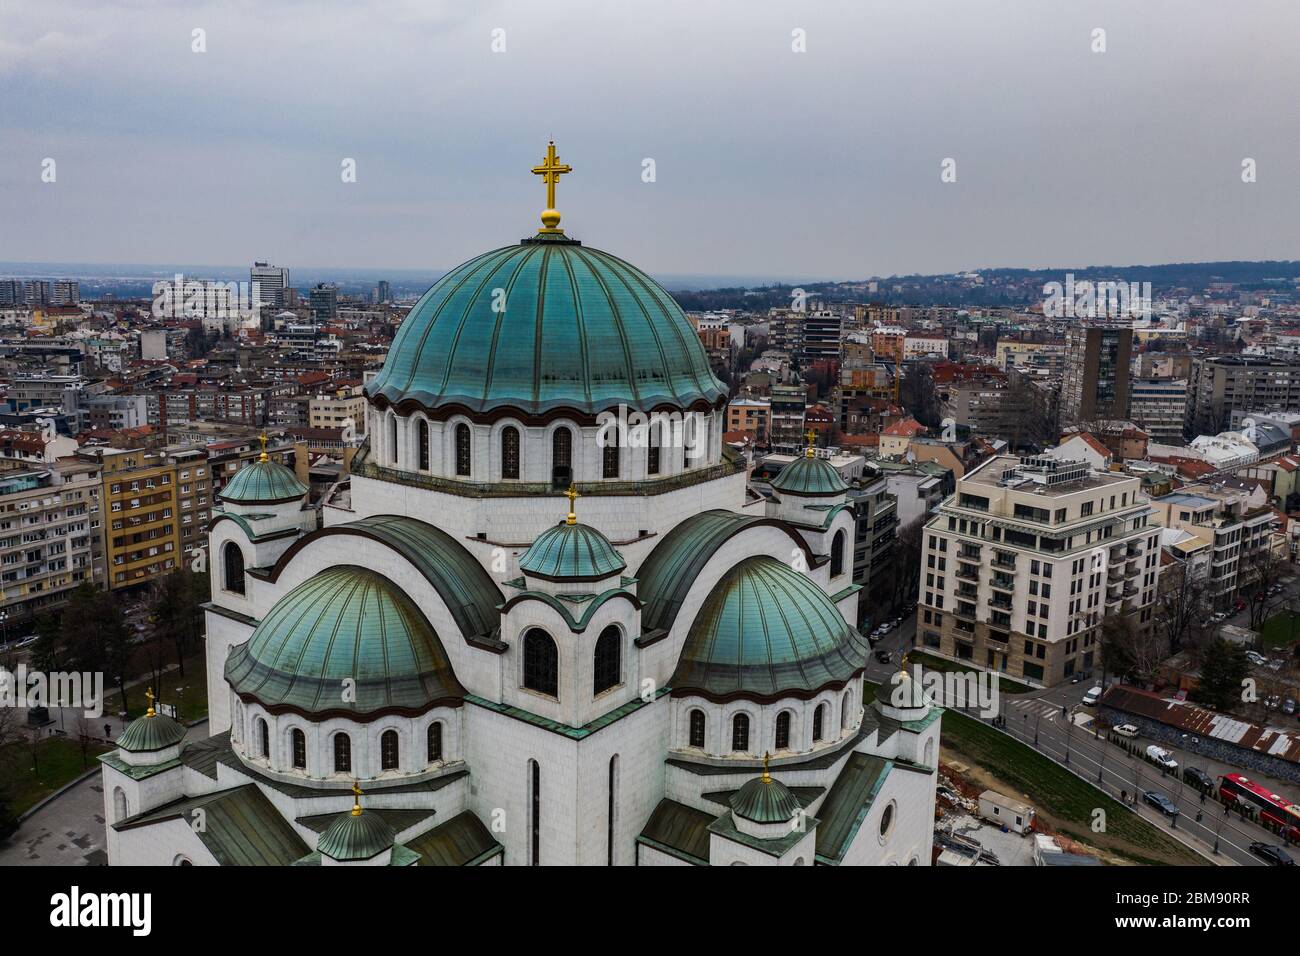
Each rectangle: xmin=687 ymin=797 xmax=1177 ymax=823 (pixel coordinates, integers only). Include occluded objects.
xmin=805 ymin=428 xmax=817 ymax=459
xmin=351 ymin=780 xmax=363 ymax=816
xmin=145 ymin=687 xmax=156 ymax=718
xmin=762 ymin=751 xmax=771 ymax=784
xmin=531 ymin=139 xmax=573 ymax=234
xmin=258 ymin=431 xmax=269 ymax=463
xmin=565 ymin=483 xmax=580 ymax=526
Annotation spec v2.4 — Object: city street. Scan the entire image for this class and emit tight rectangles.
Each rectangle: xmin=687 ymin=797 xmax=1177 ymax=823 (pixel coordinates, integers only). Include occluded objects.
xmin=867 ymin=615 xmax=1297 ymax=867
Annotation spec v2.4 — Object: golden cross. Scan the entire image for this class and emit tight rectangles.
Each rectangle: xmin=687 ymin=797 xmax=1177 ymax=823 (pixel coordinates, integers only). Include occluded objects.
xmin=351 ymin=779 xmax=363 ymax=816
xmin=258 ymin=432 xmax=269 ymax=463
xmin=762 ymin=751 xmax=771 ymax=783
xmin=145 ymin=686 xmax=155 ymax=718
xmin=565 ymin=483 xmax=580 ymax=526
xmin=805 ymin=428 xmax=817 ymax=458
xmin=531 ymin=140 xmax=572 ymax=231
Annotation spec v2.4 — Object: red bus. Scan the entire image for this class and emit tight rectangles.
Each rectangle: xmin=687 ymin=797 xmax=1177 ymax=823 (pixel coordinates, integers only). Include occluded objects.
xmin=1219 ymin=773 xmax=1300 ymax=840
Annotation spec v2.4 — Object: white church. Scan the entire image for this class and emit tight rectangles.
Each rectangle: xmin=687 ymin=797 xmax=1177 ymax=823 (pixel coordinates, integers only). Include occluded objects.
xmin=100 ymin=145 xmax=941 ymax=866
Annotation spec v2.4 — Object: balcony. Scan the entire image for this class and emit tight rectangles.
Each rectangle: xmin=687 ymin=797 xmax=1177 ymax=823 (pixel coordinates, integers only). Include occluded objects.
xmin=953 ymin=603 xmax=979 ymax=623
xmin=956 ymin=565 xmax=980 ymax=582
xmin=1107 ymin=564 xmax=1124 ymax=582
xmin=988 ymin=595 xmax=1012 ymax=611
xmin=959 ymin=546 xmax=983 ymax=561
xmin=992 ymin=552 xmax=1016 ymax=571
xmin=988 ymin=575 xmax=1015 ymax=593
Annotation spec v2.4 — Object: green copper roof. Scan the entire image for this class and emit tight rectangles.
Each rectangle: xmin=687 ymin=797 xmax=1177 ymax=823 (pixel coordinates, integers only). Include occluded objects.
xmin=882 ymin=667 xmax=932 ymax=710
xmin=730 ymin=774 xmax=802 ymax=825
xmin=771 ymin=455 xmax=849 ymax=496
xmin=115 ymin=711 xmax=187 ymax=753
xmin=519 ymin=521 xmax=626 ymax=581
xmin=365 ymin=239 xmax=725 ymax=417
xmin=219 ymin=459 xmax=308 ymax=504
xmin=225 ymin=565 xmax=465 ymax=718
xmin=317 ymin=809 xmax=396 ymax=862
xmin=638 ymin=510 xmax=819 ymax=638
xmin=671 ymin=556 xmax=869 ymax=700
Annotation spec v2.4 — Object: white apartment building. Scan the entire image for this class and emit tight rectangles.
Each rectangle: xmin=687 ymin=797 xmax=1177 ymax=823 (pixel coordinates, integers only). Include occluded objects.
xmin=915 ymin=455 xmax=1161 ymax=686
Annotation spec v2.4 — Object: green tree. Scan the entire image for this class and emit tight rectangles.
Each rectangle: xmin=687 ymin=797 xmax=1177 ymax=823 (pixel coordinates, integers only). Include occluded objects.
xmin=1194 ymin=638 xmax=1251 ymax=711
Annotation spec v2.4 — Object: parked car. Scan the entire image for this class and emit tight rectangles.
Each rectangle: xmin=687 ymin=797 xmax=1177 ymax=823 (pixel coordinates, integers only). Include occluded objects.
xmin=1210 ymin=611 xmax=1228 ymax=623
xmin=1284 ymin=698 xmax=1297 ymax=716
xmin=1143 ymin=791 xmax=1179 ymax=817
xmin=1245 ymin=650 xmax=1268 ymax=666
xmin=1265 ymin=694 xmax=1281 ymax=711
xmin=1249 ymin=842 xmax=1295 ymax=866
xmin=1183 ymin=767 xmax=1214 ymax=791
xmin=1145 ymin=745 xmax=1178 ymax=771
xmin=1082 ymin=685 xmax=1103 ymax=706
xmin=1114 ymin=724 xmax=1140 ymax=739
xmin=874 ymin=649 xmax=892 ymax=664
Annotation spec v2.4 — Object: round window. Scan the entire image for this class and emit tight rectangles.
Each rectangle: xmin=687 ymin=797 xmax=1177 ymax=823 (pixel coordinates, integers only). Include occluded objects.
xmin=878 ymin=800 xmax=897 ymax=843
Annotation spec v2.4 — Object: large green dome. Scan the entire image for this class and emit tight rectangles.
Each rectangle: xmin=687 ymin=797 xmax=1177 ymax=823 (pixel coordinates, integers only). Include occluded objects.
xmin=519 ymin=521 xmax=626 ymax=582
xmin=225 ymin=565 xmax=464 ymax=718
xmin=219 ymin=459 xmax=307 ymax=505
xmin=671 ymin=556 xmax=868 ymax=701
xmin=771 ymin=454 xmax=849 ymax=497
xmin=365 ymin=234 xmax=725 ymax=418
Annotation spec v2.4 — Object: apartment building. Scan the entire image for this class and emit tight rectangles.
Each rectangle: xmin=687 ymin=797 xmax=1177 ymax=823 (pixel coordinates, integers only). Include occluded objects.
xmin=1185 ymin=356 xmax=1300 ymax=438
xmin=915 ymin=455 xmax=1161 ymax=686
xmin=768 ymin=384 xmax=807 ymax=452
xmin=1149 ymin=485 xmax=1283 ymax=609
xmin=0 ymin=461 xmax=105 ymax=637
xmin=170 ymin=447 xmax=211 ymax=561
xmin=724 ymin=398 xmax=771 ymax=441
xmin=1061 ymin=325 xmax=1133 ymax=425
xmin=79 ymin=447 xmax=181 ymax=591
xmin=847 ymin=472 xmax=899 ymax=623
xmin=1126 ymin=378 xmax=1188 ymax=444
xmin=309 ymin=384 xmax=366 ymax=433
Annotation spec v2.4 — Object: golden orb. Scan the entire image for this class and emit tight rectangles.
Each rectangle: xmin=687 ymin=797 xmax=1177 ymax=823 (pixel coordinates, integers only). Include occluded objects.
xmin=540 ymin=208 xmax=562 ymax=229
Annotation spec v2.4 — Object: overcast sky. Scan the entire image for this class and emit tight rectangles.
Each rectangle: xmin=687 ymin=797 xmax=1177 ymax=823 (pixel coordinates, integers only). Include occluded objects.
xmin=2 ymin=0 xmax=1297 ymax=281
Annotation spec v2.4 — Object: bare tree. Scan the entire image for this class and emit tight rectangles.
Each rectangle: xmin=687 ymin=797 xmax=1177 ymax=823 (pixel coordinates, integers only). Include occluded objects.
xmin=1243 ymin=543 xmax=1286 ymax=631
xmin=892 ymin=516 xmax=925 ymax=613
xmin=1156 ymin=561 xmax=1214 ymax=653
xmin=1100 ymin=614 xmax=1168 ymax=687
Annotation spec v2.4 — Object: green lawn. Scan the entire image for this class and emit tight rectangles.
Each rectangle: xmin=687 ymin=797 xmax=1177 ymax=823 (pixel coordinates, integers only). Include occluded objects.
xmin=1259 ymin=610 xmax=1300 ymax=651
xmin=939 ymin=709 xmax=1204 ymax=866
xmin=1 ymin=736 xmax=109 ymax=816
xmin=905 ymin=650 xmax=1036 ymax=695
xmin=101 ymin=652 xmax=209 ymax=723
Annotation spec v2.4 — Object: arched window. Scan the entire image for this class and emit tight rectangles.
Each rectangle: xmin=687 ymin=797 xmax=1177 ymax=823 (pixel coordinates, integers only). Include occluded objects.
xmin=257 ymin=717 xmax=270 ymax=759
xmin=688 ymin=709 xmax=706 ymax=749
xmin=501 ymin=426 xmax=520 ymax=480
xmin=813 ymin=704 xmax=826 ymax=742
xmin=593 ymin=625 xmax=620 ymax=695
xmin=418 ymin=419 xmax=430 ymax=471
xmin=113 ymin=787 xmax=128 ymax=822
xmin=731 ymin=713 xmax=750 ymax=753
xmin=647 ymin=422 xmax=661 ymax=476
xmin=529 ymin=759 xmax=541 ymax=866
xmin=551 ymin=427 xmax=573 ymax=490
xmin=333 ymin=733 xmax=351 ymax=773
xmin=523 ymin=628 xmax=558 ymax=697
xmin=291 ymin=728 xmax=306 ymax=770
xmin=380 ymin=729 xmax=399 ymax=770
xmin=455 ymin=423 xmax=472 ymax=477
xmin=775 ymin=711 xmax=792 ymax=750
xmin=831 ymin=529 xmax=846 ymax=577
xmin=841 ymin=690 xmax=853 ymax=730
xmin=388 ymin=414 xmax=399 ymax=465
xmin=223 ymin=542 xmax=245 ymax=596
xmin=427 ymin=722 xmax=443 ymax=763
xmin=173 ymin=856 xmax=193 ymax=866
xmin=602 ymin=427 xmax=620 ymax=479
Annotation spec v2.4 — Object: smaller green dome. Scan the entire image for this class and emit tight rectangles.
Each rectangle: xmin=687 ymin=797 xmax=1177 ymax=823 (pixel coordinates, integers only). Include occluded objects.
xmin=882 ymin=666 xmax=932 ymax=711
xmin=219 ymin=459 xmax=308 ymax=505
xmin=318 ymin=808 xmax=395 ymax=862
xmin=771 ymin=455 xmax=848 ymax=497
xmin=519 ymin=522 xmax=626 ymax=582
xmin=116 ymin=711 xmax=186 ymax=753
xmin=731 ymin=774 xmax=802 ymax=825
xmin=672 ymin=556 xmax=868 ymax=700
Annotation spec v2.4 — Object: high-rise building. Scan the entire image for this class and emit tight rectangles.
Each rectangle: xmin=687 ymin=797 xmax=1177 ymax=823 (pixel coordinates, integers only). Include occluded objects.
xmin=374 ymin=280 xmax=392 ymax=304
xmin=78 ymin=446 xmax=183 ymax=591
xmin=1061 ymin=325 xmax=1133 ymax=425
xmin=251 ymin=262 xmax=290 ymax=309
xmin=1184 ymin=356 xmax=1300 ymax=439
xmin=51 ymin=280 xmax=80 ymax=305
xmin=915 ymin=454 xmax=1160 ymax=686
xmin=308 ymin=283 xmax=338 ymax=322
xmin=769 ymin=383 xmax=807 ymax=451
xmin=801 ymin=309 xmax=842 ymax=362
xmin=0 ymin=280 xmax=22 ymax=305
xmin=24 ymin=280 xmax=52 ymax=306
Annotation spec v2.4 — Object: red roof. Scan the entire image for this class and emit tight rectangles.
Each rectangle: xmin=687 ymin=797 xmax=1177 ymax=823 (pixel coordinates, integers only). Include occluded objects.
xmin=882 ymin=417 xmax=926 ymax=438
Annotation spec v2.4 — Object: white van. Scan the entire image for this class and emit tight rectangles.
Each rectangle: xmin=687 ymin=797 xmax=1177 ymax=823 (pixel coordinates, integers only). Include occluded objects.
xmin=1146 ymin=745 xmax=1178 ymax=770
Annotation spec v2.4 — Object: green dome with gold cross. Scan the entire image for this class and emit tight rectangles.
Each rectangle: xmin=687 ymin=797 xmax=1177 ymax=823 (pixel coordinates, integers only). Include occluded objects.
xmin=364 ymin=140 xmax=725 ymax=420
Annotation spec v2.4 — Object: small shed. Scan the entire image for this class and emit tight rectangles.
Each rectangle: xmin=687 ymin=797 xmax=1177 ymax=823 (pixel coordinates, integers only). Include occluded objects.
xmin=978 ymin=790 xmax=1035 ymax=834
